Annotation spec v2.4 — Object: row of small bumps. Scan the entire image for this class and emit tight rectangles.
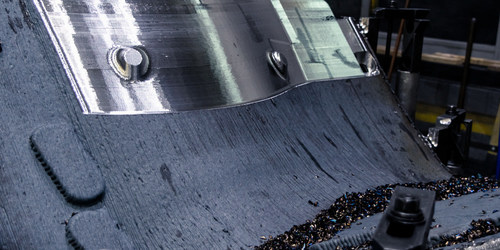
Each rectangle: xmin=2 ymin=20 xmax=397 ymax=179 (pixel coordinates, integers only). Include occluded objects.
xmin=30 ymin=124 xmax=133 ymax=249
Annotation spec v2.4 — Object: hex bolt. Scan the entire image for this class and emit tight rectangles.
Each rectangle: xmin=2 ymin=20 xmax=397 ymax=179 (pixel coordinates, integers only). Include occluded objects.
xmin=394 ymin=195 xmax=420 ymax=214
xmin=388 ymin=194 xmax=424 ymax=225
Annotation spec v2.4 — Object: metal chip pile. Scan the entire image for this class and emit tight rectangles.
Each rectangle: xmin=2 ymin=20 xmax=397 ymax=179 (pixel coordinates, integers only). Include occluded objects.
xmin=301 ymin=219 xmax=500 ymax=250
xmin=256 ymin=176 xmax=500 ymax=249
xmin=433 ymin=219 xmax=500 ymax=248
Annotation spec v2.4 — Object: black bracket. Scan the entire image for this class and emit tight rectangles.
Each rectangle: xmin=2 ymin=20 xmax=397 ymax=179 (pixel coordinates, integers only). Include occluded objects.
xmin=427 ymin=105 xmax=473 ymax=175
xmin=372 ymin=186 xmax=436 ymax=250
xmin=367 ymin=7 xmax=430 ymax=73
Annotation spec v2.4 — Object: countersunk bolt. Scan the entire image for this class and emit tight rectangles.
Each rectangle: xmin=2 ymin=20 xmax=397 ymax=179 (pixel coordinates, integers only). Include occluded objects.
xmin=271 ymin=51 xmax=287 ymax=75
xmin=266 ymin=50 xmax=288 ymax=80
xmin=120 ymin=48 xmax=143 ymax=82
xmin=108 ymin=46 xmax=150 ymax=82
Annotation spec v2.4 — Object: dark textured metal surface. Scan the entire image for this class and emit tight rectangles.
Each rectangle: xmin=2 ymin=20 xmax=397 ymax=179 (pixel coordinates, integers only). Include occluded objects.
xmin=30 ymin=124 xmax=105 ymax=205
xmin=0 ymin=0 xmax=452 ymax=249
xmin=34 ymin=0 xmax=364 ymax=114
xmin=66 ymin=209 xmax=134 ymax=249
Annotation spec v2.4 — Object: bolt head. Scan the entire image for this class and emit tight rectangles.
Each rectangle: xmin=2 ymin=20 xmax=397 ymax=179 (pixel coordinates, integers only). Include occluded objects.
xmin=394 ymin=195 xmax=420 ymax=214
xmin=446 ymin=105 xmax=457 ymax=115
xmin=271 ymin=51 xmax=287 ymax=75
xmin=108 ymin=46 xmax=150 ymax=81
xmin=122 ymin=48 xmax=143 ymax=67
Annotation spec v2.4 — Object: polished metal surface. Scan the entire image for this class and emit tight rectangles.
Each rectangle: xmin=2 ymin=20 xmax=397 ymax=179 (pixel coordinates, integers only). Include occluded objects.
xmin=34 ymin=0 xmax=365 ymax=114
xmin=337 ymin=17 xmax=380 ymax=77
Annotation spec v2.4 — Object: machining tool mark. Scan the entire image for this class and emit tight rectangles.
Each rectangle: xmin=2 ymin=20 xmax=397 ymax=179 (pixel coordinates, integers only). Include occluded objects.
xmin=236 ymin=2 xmax=263 ymax=43
xmin=18 ymin=0 xmax=34 ymax=29
xmin=350 ymin=84 xmax=398 ymax=152
xmin=0 ymin=207 xmax=20 ymax=248
xmin=160 ymin=163 xmax=177 ymax=195
xmin=338 ymin=105 xmax=368 ymax=148
xmin=398 ymin=123 xmax=429 ymax=161
xmin=398 ymin=122 xmax=416 ymax=143
xmin=297 ymin=139 xmax=339 ymax=184
xmin=323 ymin=133 xmax=338 ymax=149
xmin=7 ymin=16 xmax=23 ymax=34
xmin=289 ymin=146 xmax=299 ymax=157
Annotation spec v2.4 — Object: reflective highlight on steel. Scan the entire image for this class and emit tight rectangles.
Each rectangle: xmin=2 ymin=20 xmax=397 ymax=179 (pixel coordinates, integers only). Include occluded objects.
xmin=34 ymin=0 xmax=365 ymax=114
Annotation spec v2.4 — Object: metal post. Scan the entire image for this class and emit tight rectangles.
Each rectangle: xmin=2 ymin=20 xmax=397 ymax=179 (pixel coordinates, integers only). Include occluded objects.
xmin=457 ymin=18 xmax=476 ymax=109
xmin=384 ymin=20 xmax=394 ymax=72
xmin=397 ymin=70 xmax=419 ymax=120
xmin=396 ymin=19 xmax=427 ymax=122
xmin=388 ymin=0 xmax=411 ymax=81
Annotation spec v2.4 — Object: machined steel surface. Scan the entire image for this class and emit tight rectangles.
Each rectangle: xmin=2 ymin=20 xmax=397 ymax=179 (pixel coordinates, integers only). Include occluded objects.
xmin=34 ymin=0 xmax=364 ymax=114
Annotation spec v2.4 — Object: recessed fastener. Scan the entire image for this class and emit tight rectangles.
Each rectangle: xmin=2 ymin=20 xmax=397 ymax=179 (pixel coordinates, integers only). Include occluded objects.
xmin=108 ymin=46 xmax=150 ymax=81
xmin=266 ymin=50 xmax=288 ymax=80
xmin=122 ymin=48 xmax=143 ymax=81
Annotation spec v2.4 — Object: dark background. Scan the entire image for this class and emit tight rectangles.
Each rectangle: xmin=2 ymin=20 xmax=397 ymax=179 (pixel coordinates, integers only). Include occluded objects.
xmin=327 ymin=0 xmax=500 ymax=45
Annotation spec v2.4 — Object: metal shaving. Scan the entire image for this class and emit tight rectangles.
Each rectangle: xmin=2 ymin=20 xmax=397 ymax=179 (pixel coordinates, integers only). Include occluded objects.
xmin=317 ymin=219 xmax=500 ymax=250
xmin=256 ymin=176 xmax=499 ymax=249
xmin=433 ymin=219 xmax=500 ymax=248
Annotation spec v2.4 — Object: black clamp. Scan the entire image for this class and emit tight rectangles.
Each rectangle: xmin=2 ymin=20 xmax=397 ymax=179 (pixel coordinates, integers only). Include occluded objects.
xmin=427 ymin=105 xmax=473 ymax=175
xmin=367 ymin=5 xmax=430 ymax=73
xmin=373 ymin=186 xmax=436 ymax=250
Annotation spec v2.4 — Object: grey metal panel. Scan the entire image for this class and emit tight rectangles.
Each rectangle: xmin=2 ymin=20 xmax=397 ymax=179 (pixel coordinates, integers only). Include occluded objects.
xmin=0 ymin=0 xmax=449 ymax=249
xmin=34 ymin=0 xmax=363 ymax=114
